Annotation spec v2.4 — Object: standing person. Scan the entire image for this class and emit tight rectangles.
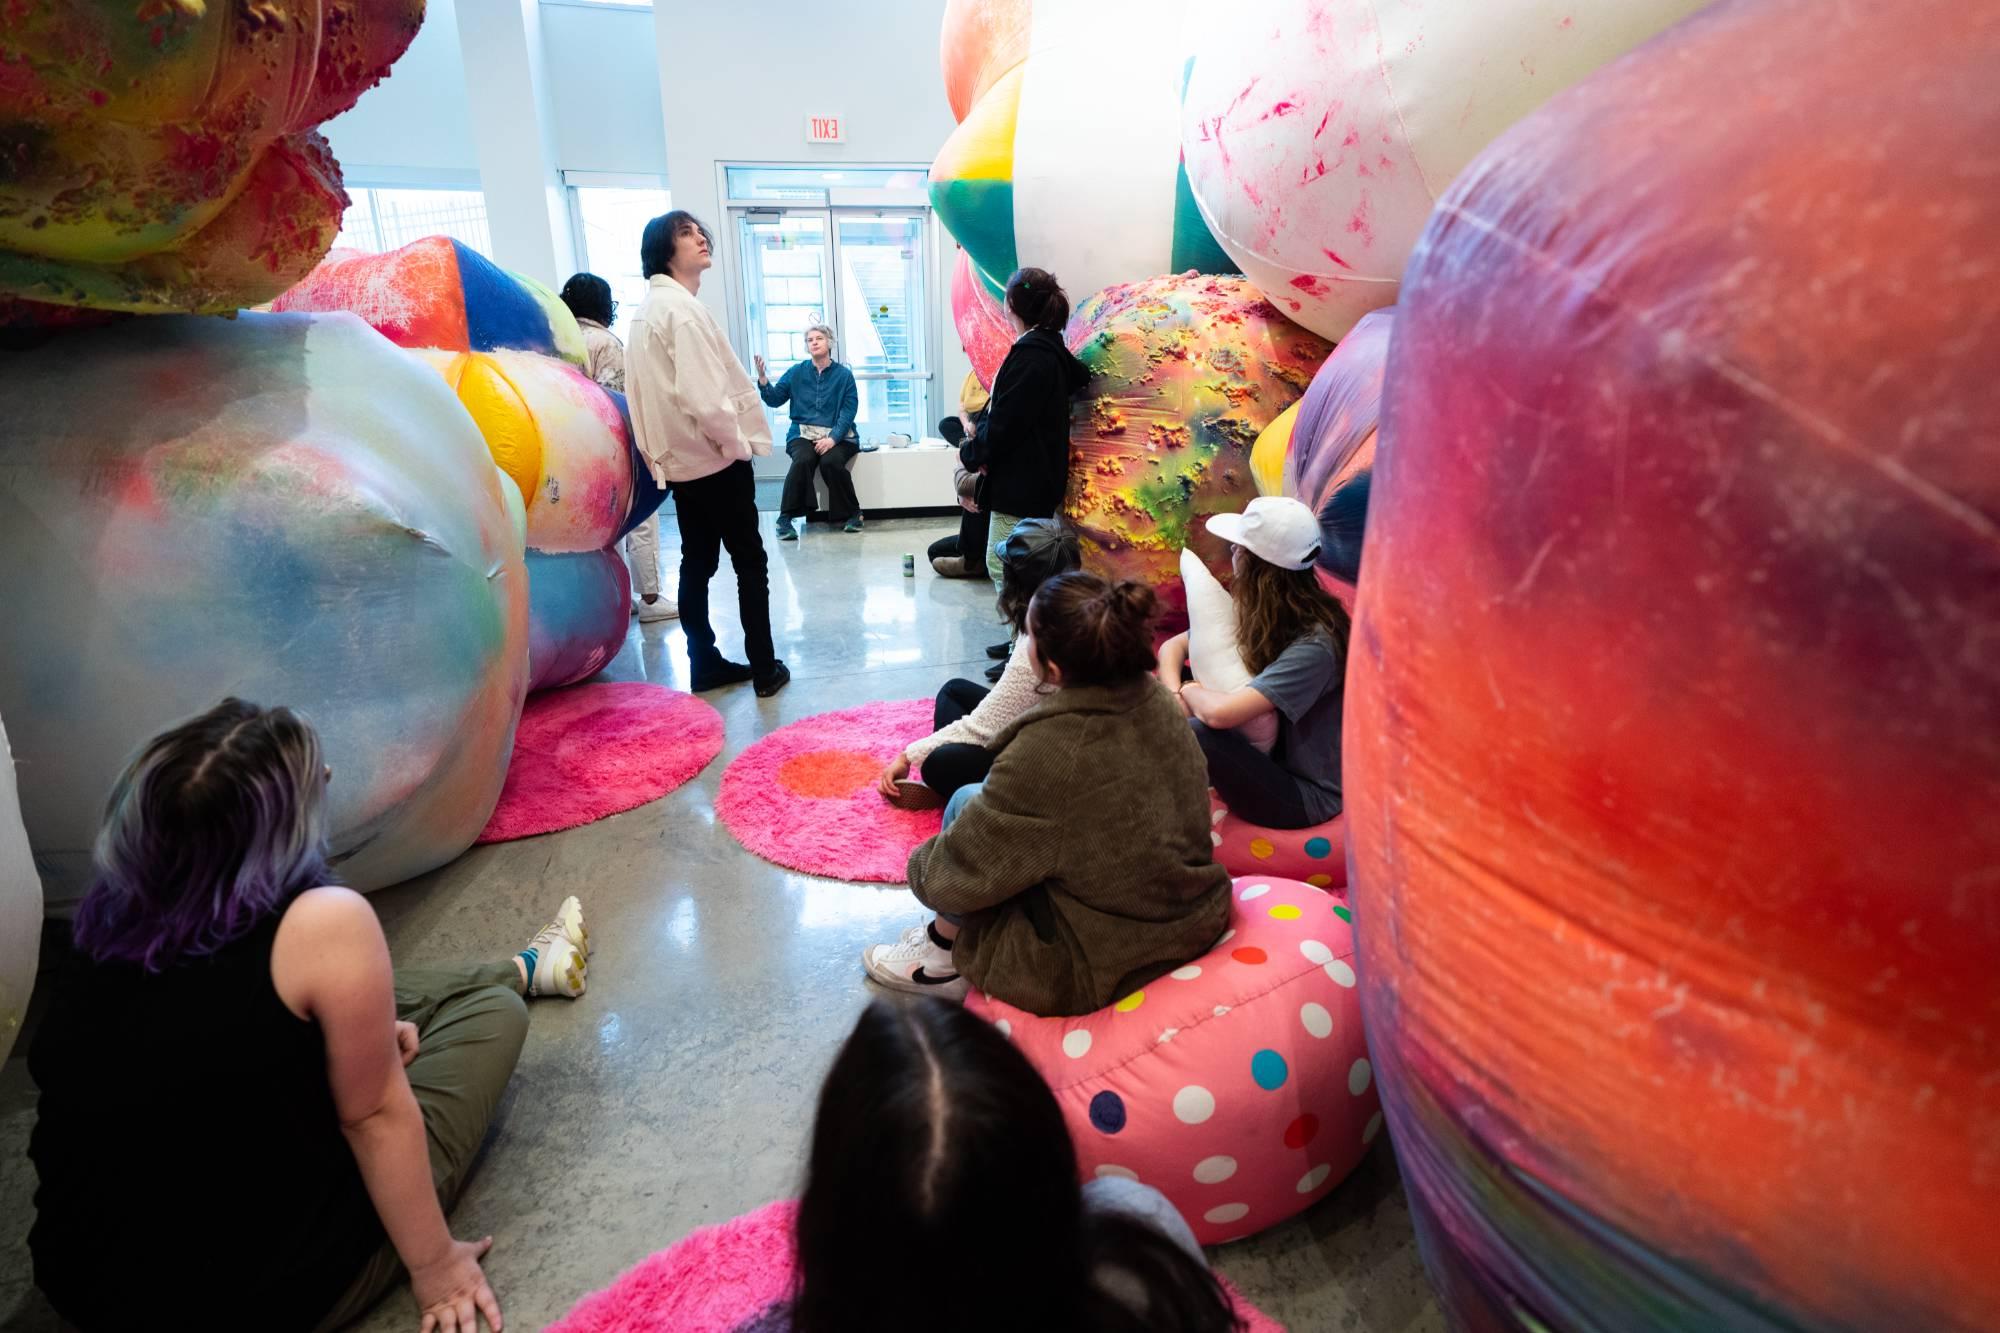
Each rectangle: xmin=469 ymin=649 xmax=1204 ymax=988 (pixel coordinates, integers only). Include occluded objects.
xmin=863 ymin=573 xmax=1231 ymax=1014
xmin=27 ymin=699 xmax=595 ymax=1332
xmin=928 ymin=372 xmax=992 ymax=578
xmin=626 ymin=210 xmax=790 ymax=696
xmin=1156 ymin=497 xmax=1350 ymax=829
xmin=788 ymin=999 xmax=1244 ymax=1333
xmin=561 ymin=271 xmax=677 ymax=624
xmin=759 ymin=324 xmax=863 ymax=538
xmin=960 ymin=267 xmax=1090 ymax=659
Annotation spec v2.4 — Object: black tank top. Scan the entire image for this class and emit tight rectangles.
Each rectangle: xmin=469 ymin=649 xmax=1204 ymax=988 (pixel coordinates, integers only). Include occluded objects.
xmin=28 ymin=909 xmax=383 ymax=1330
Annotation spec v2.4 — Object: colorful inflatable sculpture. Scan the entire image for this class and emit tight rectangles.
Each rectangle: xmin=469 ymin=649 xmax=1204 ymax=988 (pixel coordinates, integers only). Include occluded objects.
xmin=0 ymin=713 xmax=40 ymax=1062
xmin=1180 ymin=0 xmax=1706 ymax=341
xmin=1062 ymin=274 xmax=1330 ymax=631
xmin=1348 ymin=0 xmax=2000 ymax=1327
xmin=0 ymin=0 xmax=422 ymax=323
xmin=1287 ymin=308 xmax=1391 ymax=599
xmin=951 ymin=249 xmax=1015 ymax=389
xmin=0 ymin=313 xmax=531 ymax=908
xmin=274 ymin=237 xmax=588 ymax=369
xmin=281 ymin=240 xmax=658 ymax=690
xmin=932 ymin=0 xmax=1236 ymax=306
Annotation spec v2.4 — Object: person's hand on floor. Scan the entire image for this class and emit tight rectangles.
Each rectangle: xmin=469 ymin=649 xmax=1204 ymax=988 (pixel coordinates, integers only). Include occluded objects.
xmin=413 ymin=1235 xmax=502 ymax=1333
xmin=395 ymin=1020 xmax=420 ymax=1067
xmin=877 ymin=753 xmax=912 ymax=799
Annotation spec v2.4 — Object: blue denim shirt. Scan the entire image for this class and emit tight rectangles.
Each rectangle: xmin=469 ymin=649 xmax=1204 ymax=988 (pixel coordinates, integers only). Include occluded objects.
xmin=758 ymin=358 xmax=859 ymax=443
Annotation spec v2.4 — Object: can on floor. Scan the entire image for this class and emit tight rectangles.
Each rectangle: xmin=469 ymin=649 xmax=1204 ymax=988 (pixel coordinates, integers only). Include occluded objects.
xmin=903 ymin=553 xmax=916 ymax=577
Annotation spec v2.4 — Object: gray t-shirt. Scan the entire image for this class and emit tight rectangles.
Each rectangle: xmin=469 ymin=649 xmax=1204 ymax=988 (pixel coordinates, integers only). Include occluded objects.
xmin=1248 ymin=629 xmax=1345 ymax=822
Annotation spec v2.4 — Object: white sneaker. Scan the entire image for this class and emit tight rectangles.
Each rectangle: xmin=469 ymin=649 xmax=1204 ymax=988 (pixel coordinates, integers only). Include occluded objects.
xmin=637 ymin=597 xmax=679 ymax=622
xmin=522 ymin=896 xmax=589 ymax=999
xmin=863 ymin=927 xmax=967 ymax=1000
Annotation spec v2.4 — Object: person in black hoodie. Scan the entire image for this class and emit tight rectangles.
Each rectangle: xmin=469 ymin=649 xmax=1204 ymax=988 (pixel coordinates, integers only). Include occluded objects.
xmin=960 ymin=267 xmax=1092 ymax=600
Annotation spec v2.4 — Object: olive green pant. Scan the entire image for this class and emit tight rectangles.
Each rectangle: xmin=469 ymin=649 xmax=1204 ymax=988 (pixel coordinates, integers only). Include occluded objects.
xmin=314 ymin=961 xmax=528 ymax=1332
xmin=986 ymin=510 xmax=1022 ymax=591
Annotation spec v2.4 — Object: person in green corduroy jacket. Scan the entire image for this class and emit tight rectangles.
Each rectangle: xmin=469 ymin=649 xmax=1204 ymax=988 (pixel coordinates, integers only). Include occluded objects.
xmin=862 ymin=572 xmax=1232 ymax=1017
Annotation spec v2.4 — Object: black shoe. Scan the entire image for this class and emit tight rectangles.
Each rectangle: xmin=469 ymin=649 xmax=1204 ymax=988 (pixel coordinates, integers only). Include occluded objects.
xmin=776 ymin=520 xmax=798 ymax=542
xmin=985 ymin=660 xmax=1006 ymax=683
xmin=985 ymin=641 xmax=1011 ymax=660
xmin=754 ymin=661 xmax=791 ymax=698
xmin=689 ymin=657 xmax=754 ymax=692
xmin=843 ymin=515 xmax=864 ymax=533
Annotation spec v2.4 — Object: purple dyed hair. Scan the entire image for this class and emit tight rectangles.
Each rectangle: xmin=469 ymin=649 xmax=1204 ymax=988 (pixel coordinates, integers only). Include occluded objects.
xmin=72 ymin=698 xmax=336 ymax=971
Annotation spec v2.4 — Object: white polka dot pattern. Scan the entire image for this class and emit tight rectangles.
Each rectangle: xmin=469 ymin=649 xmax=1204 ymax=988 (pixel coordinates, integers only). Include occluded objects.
xmin=1062 ymin=1029 xmax=1093 ymax=1059
xmin=1193 ymin=1155 xmax=1239 ymax=1184
xmin=1096 ymin=1164 xmax=1139 ymax=1181
xmin=1203 ymin=1202 xmax=1251 ymax=1225
xmin=1349 ymin=1058 xmax=1373 ymax=1096
xmin=1170 ymin=964 xmax=1203 ymax=980
xmin=1327 ymin=959 xmax=1357 ymax=988
xmin=1364 ymin=1111 xmax=1384 ymax=1144
xmin=1174 ymin=1085 xmax=1217 ymax=1124
xmin=1299 ymin=939 xmax=1334 ymax=965
xmin=1239 ymin=883 xmax=1271 ymax=900
xmin=1300 ymin=1002 xmax=1333 ymax=1039
xmin=1297 ymin=1164 xmax=1333 ymax=1193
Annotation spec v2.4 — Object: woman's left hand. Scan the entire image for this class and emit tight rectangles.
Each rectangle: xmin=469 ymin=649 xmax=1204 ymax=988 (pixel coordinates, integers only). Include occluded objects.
xmin=395 ymin=1021 xmax=420 ymax=1067
xmin=877 ymin=753 xmax=912 ymax=798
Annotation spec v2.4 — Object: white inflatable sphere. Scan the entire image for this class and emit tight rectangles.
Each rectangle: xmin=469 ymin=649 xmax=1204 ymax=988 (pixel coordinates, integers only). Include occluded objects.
xmin=1181 ymin=0 xmax=1707 ymax=340
xmin=0 ymin=712 xmax=41 ymax=1063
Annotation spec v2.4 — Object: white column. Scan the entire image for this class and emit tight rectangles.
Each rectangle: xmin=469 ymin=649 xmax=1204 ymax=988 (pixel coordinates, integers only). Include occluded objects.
xmin=455 ymin=0 xmax=574 ymax=286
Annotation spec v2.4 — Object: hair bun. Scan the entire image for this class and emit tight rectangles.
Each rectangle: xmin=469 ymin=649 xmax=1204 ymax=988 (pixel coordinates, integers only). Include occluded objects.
xmin=1109 ymin=580 xmax=1159 ymax=621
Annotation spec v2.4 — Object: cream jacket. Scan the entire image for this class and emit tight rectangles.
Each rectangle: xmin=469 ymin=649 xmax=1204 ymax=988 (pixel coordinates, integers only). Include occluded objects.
xmin=625 ymin=275 xmax=771 ymax=484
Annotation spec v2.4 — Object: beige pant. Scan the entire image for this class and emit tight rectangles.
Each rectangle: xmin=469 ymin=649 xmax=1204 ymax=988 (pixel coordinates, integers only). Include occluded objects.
xmin=625 ymin=512 xmax=662 ymax=599
xmin=313 ymin=962 xmax=527 ymax=1331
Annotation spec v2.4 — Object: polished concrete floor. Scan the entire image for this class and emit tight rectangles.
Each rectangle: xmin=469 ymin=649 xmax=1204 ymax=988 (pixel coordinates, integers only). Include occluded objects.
xmin=0 ymin=513 xmax=1444 ymax=1333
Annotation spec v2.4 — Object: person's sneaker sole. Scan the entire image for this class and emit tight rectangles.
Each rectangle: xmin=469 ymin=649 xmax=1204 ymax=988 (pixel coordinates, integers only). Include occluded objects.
xmin=861 ymin=945 xmax=968 ymax=1000
xmin=637 ymin=602 xmax=679 ymax=622
xmin=886 ymin=780 xmax=946 ymax=812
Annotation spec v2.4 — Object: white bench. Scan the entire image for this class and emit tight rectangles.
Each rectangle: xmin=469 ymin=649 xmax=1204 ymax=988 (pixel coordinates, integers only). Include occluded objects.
xmin=815 ymin=437 xmax=961 ymax=514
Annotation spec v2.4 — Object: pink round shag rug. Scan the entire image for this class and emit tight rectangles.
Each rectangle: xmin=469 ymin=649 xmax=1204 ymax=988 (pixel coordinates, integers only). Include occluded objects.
xmin=476 ymin=682 xmax=724 ymax=843
xmin=547 ymin=1198 xmax=1288 ymax=1333
xmin=715 ymin=698 xmax=940 ymax=883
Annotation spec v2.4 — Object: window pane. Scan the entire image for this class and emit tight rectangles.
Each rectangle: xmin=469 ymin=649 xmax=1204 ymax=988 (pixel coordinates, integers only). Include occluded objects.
xmin=333 ymin=186 xmax=489 ymax=257
xmin=837 ymin=214 xmax=924 ymax=374
xmin=854 ymin=376 xmax=925 ymax=442
xmin=572 ymin=185 xmax=671 ymax=344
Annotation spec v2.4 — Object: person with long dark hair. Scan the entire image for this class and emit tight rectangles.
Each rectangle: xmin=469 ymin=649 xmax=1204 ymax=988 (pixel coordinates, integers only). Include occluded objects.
xmin=960 ymin=267 xmax=1090 ymax=660
xmin=791 ymin=999 xmax=1244 ymax=1333
xmin=28 ymin=699 xmax=594 ymax=1331
xmin=876 ymin=517 xmax=1080 ymax=809
xmin=1158 ymin=497 xmax=1352 ymax=829
xmin=561 ymin=270 xmax=678 ymax=625
xmin=864 ymin=572 xmax=1230 ymax=1013
xmin=627 ymin=209 xmax=789 ymax=697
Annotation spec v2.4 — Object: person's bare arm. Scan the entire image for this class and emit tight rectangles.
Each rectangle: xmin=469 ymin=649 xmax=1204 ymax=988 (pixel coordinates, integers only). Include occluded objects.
xmin=1180 ymin=681 xmax=1278 ymax=730
xmin=272 ymin=889 xmax=503 ymax=1333
xmin=1156 ymin=631 xmax=1191 ymax=693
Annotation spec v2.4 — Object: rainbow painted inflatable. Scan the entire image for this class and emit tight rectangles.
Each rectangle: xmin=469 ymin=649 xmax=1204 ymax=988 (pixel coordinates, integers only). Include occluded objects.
xmin=932 ymin=0 xmax=1236 ymax=305
xmin=0 ymin=313 xmax=531 ymax=907
xmin=1349 ymin=0 xmax=2000 ymax=1326
xmin=1061 ymin=274 xmax=1331 ymax=632
xmin=0 ymin=0 xmax=421 ymax=323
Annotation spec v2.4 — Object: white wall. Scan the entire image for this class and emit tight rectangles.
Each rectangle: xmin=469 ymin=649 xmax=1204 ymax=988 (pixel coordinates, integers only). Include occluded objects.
xmin=321 ymin=0 xmax=480 ymax=183
xmin=543 ymin=4 xmax=669 ymax=178
xmin=652 ymin=0 xmax=969 ymax=424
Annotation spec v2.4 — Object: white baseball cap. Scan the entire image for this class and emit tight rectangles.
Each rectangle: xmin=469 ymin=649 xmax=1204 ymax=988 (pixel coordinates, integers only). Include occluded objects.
xmin=1206 ymin=497 xmax=1321 ymax=571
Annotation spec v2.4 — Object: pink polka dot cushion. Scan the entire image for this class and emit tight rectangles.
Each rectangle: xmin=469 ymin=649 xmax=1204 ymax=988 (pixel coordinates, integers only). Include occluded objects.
xmin=966 ymin=876 xmax=1380 ymax=1246
xmin=1210 ymin=791 xmax=1348 ymax=890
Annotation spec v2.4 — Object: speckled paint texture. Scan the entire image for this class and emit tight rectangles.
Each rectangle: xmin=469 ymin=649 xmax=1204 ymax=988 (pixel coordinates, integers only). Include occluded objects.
xmin=0 ymin=312 xmax=529 ymax=906
xmin=0 ymin=0 xmax=422 ymax=322
xmin=1180 ymin=0 xmax=1706 ymax=341
xmin=1350 ymin=0 xmax=2000 ymax=1327
xmin=1062 ymin=273 xmax=1331 ymax=632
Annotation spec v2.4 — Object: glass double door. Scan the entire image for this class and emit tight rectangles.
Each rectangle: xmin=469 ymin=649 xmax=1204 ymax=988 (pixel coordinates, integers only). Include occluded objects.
xmin=736 ymin=209 xmax=930 ymax=446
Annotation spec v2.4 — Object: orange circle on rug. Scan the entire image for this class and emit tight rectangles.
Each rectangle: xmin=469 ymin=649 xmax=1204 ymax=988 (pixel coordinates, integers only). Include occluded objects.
xmin=777 ymin=749 xmax=882 ymax=799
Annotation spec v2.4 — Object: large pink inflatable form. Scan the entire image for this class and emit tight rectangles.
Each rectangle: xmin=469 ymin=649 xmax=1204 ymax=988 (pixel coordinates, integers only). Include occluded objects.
xmin=1349 ymin=0 xmax=2000 ymax=1328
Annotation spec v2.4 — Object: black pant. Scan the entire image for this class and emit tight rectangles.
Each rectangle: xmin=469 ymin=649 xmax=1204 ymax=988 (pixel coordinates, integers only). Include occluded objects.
xmin=1191 ymin=720 xmax=1318 ymax=829
xmin=779 ymin=438 xmax=861 ymax=523
xmin=924 ymin=678 xmax=995 ymax=798
xmin=673 ymin=460 xmax=775 ymax=671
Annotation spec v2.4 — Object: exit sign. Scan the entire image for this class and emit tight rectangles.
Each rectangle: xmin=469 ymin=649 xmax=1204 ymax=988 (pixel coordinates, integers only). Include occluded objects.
xmin=807 ymin=115 xmax=845 ymax=144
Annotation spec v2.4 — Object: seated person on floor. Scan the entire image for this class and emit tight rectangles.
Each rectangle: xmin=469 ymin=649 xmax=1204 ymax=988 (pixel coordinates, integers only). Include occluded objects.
xmin=877 ymin=517 xmax=1082 ymax=810
xmin=27 ymin=699 xmax=593 ymax=1333
xmin=864 ymin=573 xmax=1232 ymax=1016
xmin=787 ymin=998 xmax=1242 ymax=1333
xmin=929 ymin=372 xmax=992 ymax=579
xmin=1157 ymin=497 xmax=1350 ymax=831
xmin=758 ymin=323 xmax=863 ymax=537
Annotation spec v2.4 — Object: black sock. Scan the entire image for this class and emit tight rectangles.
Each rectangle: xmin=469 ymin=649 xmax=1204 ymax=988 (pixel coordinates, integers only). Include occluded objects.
xmin=927 ymin=920 xmax=954 ymax=951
